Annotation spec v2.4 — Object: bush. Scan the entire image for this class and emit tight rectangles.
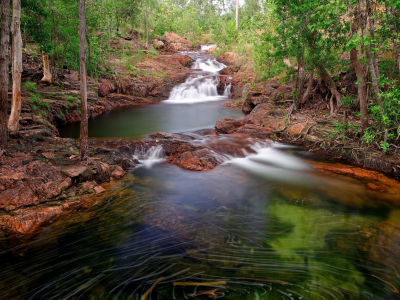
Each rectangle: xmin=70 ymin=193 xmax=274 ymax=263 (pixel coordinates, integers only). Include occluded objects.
xmin=24 ymin=81 xmax=37 ymax=92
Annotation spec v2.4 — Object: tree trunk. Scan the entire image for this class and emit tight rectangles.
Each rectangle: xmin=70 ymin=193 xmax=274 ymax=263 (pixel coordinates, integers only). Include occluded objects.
xmin=318 ymin=64 xmax=341 ymax=110
xmin=60 ymin=43 xmax=68 ymax=76
xmin=0 ymin=0 xmax=10 ymax=154
xmin=145 ymin=12 xmax=149 ymax=48
xmin=41 ymin=52 xmax=52 ymax=83
xmin=350 ymin=8 xmax=368 ymax=132
xmin=300 ymin=68 xmax=314 ymax=106
xmin=79 ymin=0 xmax=89 ymax=159
xmin=385 ymin=3 xmax=400 ymax=73
xmin=235 ymin=0 xmax=239 ymax=30
xmin=86 ymin=34 xmax=91 ymax=66
xmin=8 ymin=0 xmax=23 ymax=135
xmin=368 ymin=16 xmax=380 ymax=79
xmin=360 ymin=0 xmax=383 ymax=111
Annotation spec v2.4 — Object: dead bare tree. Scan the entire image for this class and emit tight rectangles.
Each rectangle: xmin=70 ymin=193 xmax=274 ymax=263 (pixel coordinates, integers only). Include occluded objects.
xmin=8 ymin=0 xmax=23 ymax=135
xmin=79 ymin=0 xmax=89 ymax=159
xmin=0 ymin=0 xmax=10 ymax=155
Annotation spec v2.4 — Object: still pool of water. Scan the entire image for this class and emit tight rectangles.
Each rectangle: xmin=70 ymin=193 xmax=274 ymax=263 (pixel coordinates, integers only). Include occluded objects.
xmin=58 ymin=101 xmax=243 ymax=139
xmin=0 ymin=150 xmax=400 ymax=300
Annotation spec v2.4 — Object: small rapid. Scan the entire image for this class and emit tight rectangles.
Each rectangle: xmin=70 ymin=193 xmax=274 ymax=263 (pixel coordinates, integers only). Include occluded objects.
xmin=165 ymin=45 xmax=231 ymax=103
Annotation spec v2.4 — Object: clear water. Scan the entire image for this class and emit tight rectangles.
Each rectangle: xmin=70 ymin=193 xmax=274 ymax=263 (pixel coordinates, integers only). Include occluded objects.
xmin=2 ymin=50 xmax=400 ymax=300
xmin=1 ymin=158 xmax=399 ymax=300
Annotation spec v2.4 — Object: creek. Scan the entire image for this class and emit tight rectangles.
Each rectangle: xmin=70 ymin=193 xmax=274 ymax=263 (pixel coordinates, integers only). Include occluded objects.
xmin=1 ymin=46 xmax=400 ymax=300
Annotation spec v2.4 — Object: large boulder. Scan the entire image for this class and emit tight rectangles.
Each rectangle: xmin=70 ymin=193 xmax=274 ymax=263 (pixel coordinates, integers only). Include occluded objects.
xmin=215 ymin=118 xmax=244 ymax=134
xmin=98 ymin=79 xmax=115 ymax=97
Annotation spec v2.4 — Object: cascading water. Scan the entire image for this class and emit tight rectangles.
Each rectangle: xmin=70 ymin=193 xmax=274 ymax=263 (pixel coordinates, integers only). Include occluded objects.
xmin=165 ymin=45 xmax=231 ymax=103
xmin=133 ymin=145 xmax=166 ymax=168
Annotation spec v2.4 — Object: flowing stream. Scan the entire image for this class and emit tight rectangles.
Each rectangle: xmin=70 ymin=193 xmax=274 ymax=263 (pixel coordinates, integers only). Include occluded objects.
xmin=1 ymin=46 xmax=400 ymax=300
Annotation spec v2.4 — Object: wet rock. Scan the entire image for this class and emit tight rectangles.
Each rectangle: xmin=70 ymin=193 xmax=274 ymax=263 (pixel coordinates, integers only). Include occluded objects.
xmin=110 ymin=165 xmax=126 ymax=179
xmin=149 ymin=131 xmax=179 ymax=139
xmin=168 ymin=149 xmax=219 ymax=171
xmin=0 ymin=206 xmax=64 ymax=236
xmin=37 ymin=178 xmax=72 ymax=200
xmin=215 ymin=118 xmax=244 ymax=134
xmin=0 ymin=160 xmax=69 ymax=210
xmin=236 ymin=124 xmax=273 ymax=138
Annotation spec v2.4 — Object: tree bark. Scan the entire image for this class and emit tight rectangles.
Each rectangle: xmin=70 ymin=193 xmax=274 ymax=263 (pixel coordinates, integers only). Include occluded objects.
xmin=0 ymin=0 xmax=10 ymax=154
xmin=86 ymin=34 xmax=91 ymax=66
xmin=8 ymin=0 xmax=23 ymax=135
xmin=235 ymin=0 xmax=239 ymax=30
xmin=367 ymin=12 xmax=380 ymax=78
xmin=360 ymin=0 xmax=383 ymax=111
xmin=79 ymin=0 xmax=89 ymax=159
xmin=385 ymin=3 xmax=400 ymax=73
xmin=318 ymin=64 xmax=341 ymax=110
xmin=350 ymin=8 xmax=368 ymax=132
xmin=60 ymin=43 xmax=68 ymax=76
xmin=300 ymin=68 xmax=314 ymax=106
xmin=41 ymin=52 xmax=52 ymax=83
xmin=145 ymin=13 xmax=149 ymax=48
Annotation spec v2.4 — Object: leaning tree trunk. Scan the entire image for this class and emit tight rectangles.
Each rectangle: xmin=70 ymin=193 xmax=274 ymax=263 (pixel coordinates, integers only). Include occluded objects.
xmin=385 ymin=3 xmax=400 ymax=73
xmin=360 ymin=0 xmax=383 ymax=111
xmin=318 ymin=65 xmax=341 ymax=110
xmin=350 ymin=8 xmax=368 ymax=132
xmin=79 ymin=0 xmax=89 ymax=159
xmin=8 ymin=0 xmax=23 ymax=136
xmin=0 ymin=0 xmax=10 ymax=154
xmin=367 ymin=1 xmax=380 ymax=79
xmin=235 ymin=0 xmax=239 ymax=30
xmin=300 ymin=68 xmax=314 ymax=106
xmin=41 ymin=51 xmax=52 ymax=83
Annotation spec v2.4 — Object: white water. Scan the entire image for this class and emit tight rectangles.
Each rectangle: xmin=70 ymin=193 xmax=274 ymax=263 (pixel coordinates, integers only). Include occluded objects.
xmin=165 ymin=46 xmax=231 ymax=104
xmin=133 ymin=145 xmax=166 ymax=168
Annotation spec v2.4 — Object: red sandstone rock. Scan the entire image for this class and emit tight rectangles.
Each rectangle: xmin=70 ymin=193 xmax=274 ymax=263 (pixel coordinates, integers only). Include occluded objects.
xmin=111 ymin=166 xmax=126 ymax=179
xmin=37 ymin=178 xmax=72 ymax=200
xmin=236 ymin=124 xmax=273 ymax=138
xmin=215 ymin=118 xmax=244 ymax=134
xmin=288 ymin=122 xmax=308 ymax=136
xmin=168 ymin=149 xmax=219 ymax=171
xmin=60 ymin=165 xmax=88 ymax=178
xmin=98 ymin=79 xmax=116 ymax=97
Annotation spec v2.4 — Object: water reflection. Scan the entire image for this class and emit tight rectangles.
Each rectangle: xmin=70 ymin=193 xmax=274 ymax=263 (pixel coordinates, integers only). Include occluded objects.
xmin=58 ymin=101 xmax=243 ymax=139
xmin=0 ymin=156 xmax=399 ymax=299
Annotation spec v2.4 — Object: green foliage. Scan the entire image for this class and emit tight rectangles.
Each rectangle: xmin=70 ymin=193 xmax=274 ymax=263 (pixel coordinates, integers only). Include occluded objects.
xmin=148 ymin=50 xmax=158 ymax=56
xmin=361 ymin=127 xmax=378 ymax=144
xmin=23 ymin=81 xmax=37 ymax=92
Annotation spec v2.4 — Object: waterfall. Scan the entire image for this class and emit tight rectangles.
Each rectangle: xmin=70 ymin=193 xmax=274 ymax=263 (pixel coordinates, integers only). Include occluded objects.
xmin=133 ymin=145 xmax=166 ymax=168
xmin=165 ymin=48 xmax=230 ymax=104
